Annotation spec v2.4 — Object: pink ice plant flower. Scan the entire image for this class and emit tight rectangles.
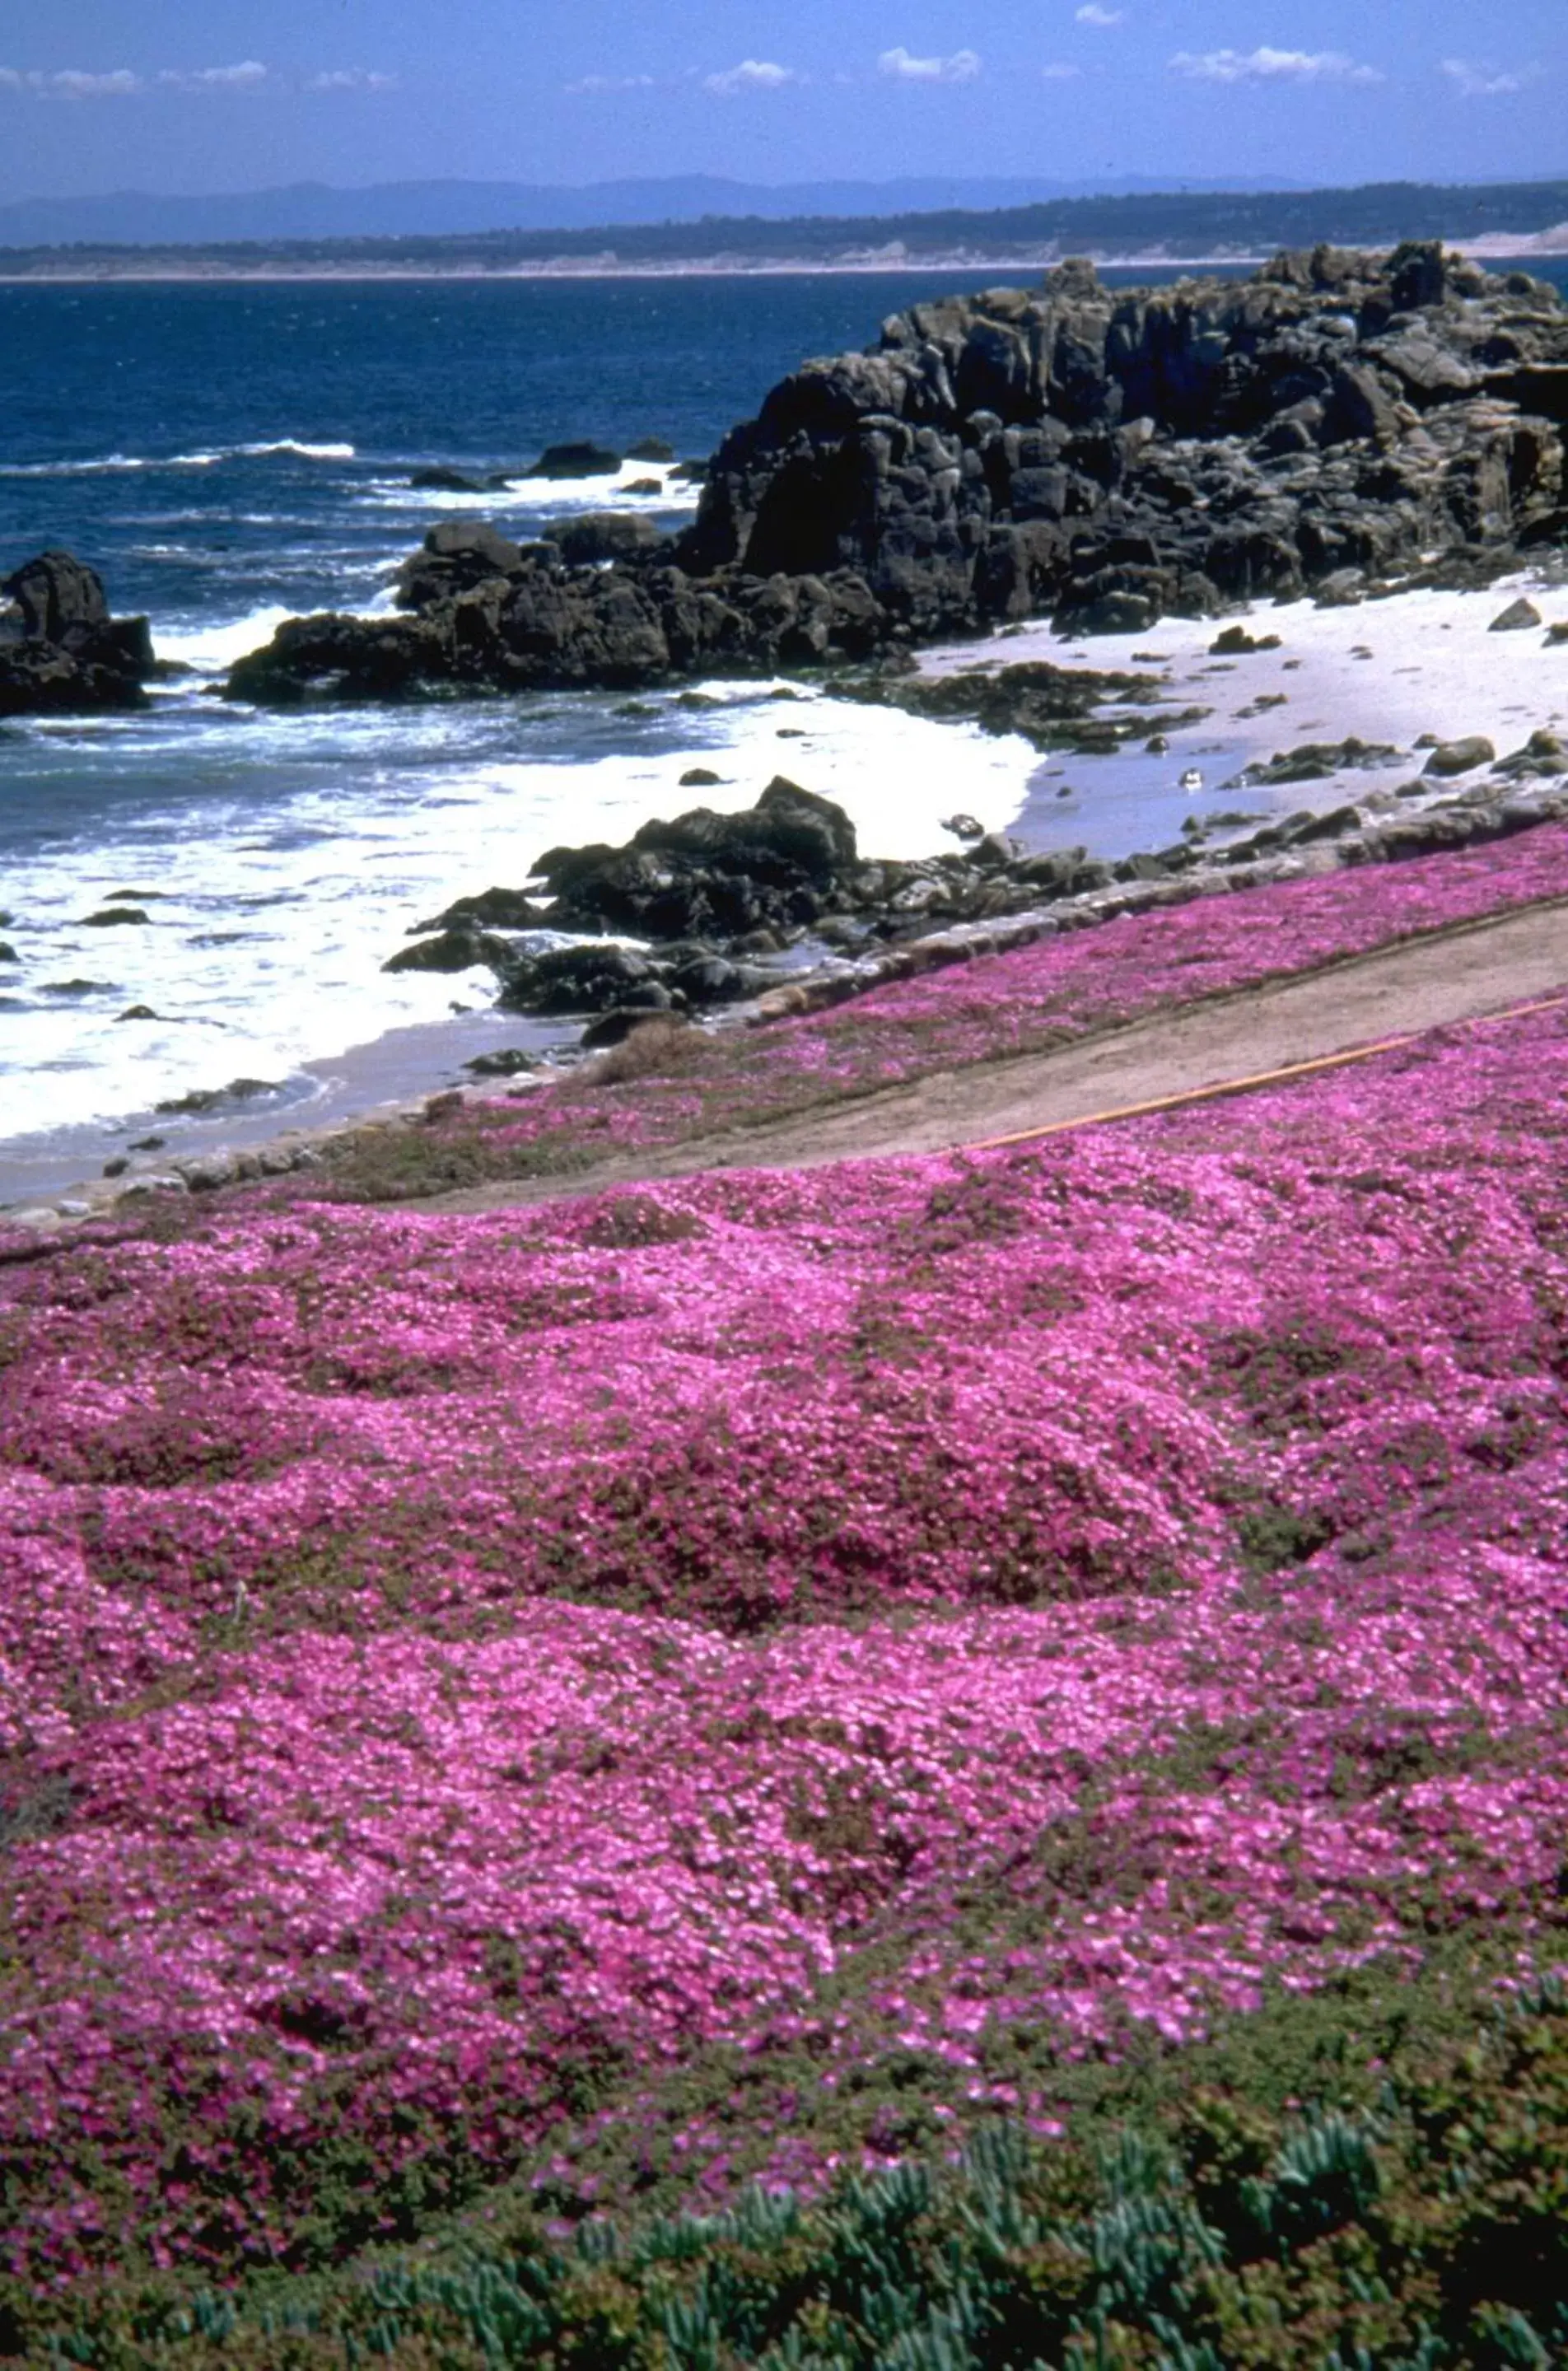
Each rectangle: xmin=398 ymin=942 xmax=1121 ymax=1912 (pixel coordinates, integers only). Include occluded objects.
xmin=2 ymin=858 xmax=1568 ymax=2273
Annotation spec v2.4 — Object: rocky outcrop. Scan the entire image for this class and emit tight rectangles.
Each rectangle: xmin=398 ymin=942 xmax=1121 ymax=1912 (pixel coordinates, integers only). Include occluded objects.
xmin=226 ymin=244 xmax=1568 ymax=707
xmin=385 ymin=734 xmax=1568 ymax=1035
xmin=0 ymin=550 xmax=154 ymax=716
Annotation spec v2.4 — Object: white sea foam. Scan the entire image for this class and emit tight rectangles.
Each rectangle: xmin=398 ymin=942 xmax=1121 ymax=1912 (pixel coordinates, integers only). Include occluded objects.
xmin=363 ymin=460 xmax=700 ymax=517
xmin=0 ymin=680 xmax=1037 ymax=1146
xmin=235 ymin=441 xmax=357 ymax=462
xmin=152 ymin=607 xmax=298 ymax=672
xmin=0 ymin=439 xmax=356 ymax=478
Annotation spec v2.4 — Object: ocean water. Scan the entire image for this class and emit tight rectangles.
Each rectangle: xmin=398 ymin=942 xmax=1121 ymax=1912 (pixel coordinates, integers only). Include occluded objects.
xmin=2 ymin=264 xmax=1563 ymax=1198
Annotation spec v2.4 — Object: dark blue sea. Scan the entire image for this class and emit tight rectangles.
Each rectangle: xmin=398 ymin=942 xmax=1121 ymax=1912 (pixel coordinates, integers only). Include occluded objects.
xmin=2 ymin=264 xmax=1564 ymax=1198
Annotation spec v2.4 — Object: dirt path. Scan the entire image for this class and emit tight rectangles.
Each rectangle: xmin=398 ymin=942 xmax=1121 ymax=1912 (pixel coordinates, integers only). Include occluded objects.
xmin=419 ymin=896 xmax=1568 ymax=1212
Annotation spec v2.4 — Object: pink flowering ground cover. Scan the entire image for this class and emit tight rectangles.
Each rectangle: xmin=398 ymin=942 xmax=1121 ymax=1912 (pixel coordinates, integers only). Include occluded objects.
xmin=353 ymin=818 xmax=1568 ymax=1193
xmin=4 ymin=968 xmax=1568 ymax=2287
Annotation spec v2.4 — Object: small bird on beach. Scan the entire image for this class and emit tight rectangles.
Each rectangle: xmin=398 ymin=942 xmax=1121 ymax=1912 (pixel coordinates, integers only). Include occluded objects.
xmin=1179 ymin=768 xmax=1204 ymax=792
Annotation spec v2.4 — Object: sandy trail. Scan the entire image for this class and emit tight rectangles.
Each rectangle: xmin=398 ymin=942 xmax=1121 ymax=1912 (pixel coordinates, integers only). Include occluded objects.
xmin=417 ymin=894 xmax=1568 ymax=1213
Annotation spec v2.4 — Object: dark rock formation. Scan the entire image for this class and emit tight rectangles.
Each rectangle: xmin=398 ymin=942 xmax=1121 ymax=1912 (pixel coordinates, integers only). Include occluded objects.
xmin=548 ymin=511 xmax=668 ymax=566
xmin=227 ymin=244 xmax=1568 ymax=707
xmin=0 ymin=550 xmax=154 ymax=716
xmin=529 ymin=441 xmax=623 ymax=478
xmin=409 ymin=466 xmax=488 ymax=492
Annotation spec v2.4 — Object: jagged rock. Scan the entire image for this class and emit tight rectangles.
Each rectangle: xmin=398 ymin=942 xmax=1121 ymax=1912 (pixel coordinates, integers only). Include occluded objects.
xmin=228 ymin=242 xmax=1568 ymax=705
xmin=395 ymin=520 xmax=529 ymax=609
xmin=525 ymin=776 xmax=856 ymax=946
xmin=497 ymin=942 xmax=668 ymax=1016
xmin=0 ymin=549 xmax=154 ymax=716
xmin=628 ymin=436 xmax=677 ymax=463
xmin=549 ymin=512 xmax=666 ymax=565
xmin=1491 ymin=596 xmax=1543 ymax=632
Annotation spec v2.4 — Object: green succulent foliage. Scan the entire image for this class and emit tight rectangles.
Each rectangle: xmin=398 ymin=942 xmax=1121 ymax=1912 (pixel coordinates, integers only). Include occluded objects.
xmin=14 ymin=1980 xmax=1568 ymax=2369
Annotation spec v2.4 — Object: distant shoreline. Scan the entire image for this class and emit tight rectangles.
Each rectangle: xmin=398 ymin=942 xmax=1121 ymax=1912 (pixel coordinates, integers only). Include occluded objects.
xmin=1 ymin=238 xmax=1561 ymax=287
xmin=0 ymin=253 xmax=1268 ymax=285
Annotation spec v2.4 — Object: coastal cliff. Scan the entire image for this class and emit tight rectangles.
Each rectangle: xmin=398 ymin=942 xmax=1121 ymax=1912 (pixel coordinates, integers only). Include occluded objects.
xmin=226 ymin=240 xmax=1568 ymax=704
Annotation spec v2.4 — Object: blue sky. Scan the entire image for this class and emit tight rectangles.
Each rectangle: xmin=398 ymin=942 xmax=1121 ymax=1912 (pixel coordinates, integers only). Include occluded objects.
xmin=0 ymin=2 xmax=1562 ymax=201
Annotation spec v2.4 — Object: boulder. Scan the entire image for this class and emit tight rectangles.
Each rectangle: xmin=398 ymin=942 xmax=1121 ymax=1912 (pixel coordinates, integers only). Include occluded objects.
xmin=173 ymin=1151 xmax=240 ymax=1193
xmin=409 ymin=466 xmax=487 ymax=492
xmin=1490 ymin=596 xmax=1543 ymax=632
xmin=462 ymin=1047 xmax=540 ymax=1078
xmin=414 ymin=886 xmax=542 ymax=933
xmin=0 ymin=549 xmax=154 ymax=716
xmin=628 ymin=436 xmax=677 ymax=463
xmin=382 ymin=926 xmax=515 ymax=975
xmin=1425 ymin=736 xmax=1497 ymax=777
xmin=517 ymin=778 xmax=858 ymax=949
xmin=497 ymin=941 xmax=665 ymax=1015
xmin=5 ymin=548 xmax=108 ymax=639
xmin=1239 ymin=738 xmax=1402 ymax=786
xmin=395 ymin=520 xmax=528 ymax=609
xmin=528 ymin=441 xmax=622 ymax=478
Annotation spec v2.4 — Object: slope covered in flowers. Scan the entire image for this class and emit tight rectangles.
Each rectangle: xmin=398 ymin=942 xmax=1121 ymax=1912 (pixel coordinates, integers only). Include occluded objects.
xmin=327 ymin=819 xmax=1568 ymax=1196
xmin=4 ymin=960 xmax=1568 ymax=2291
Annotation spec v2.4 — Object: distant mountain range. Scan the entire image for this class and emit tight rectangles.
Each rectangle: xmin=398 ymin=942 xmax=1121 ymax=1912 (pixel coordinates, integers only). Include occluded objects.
xmin=0 ymin=174 xmax=1312 ymax=250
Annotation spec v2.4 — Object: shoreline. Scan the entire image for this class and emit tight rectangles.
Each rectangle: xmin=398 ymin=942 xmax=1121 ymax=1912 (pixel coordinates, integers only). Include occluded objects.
xmin=7 ymin=563 xmax=1568 ymax=1224
xmin=0 ymin=237 xmax=1562 ymax=286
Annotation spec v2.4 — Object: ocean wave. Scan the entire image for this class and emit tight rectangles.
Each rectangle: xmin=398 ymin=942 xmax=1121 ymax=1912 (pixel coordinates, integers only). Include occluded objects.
xmin=152 ymin=607 xmax=297 ymax=672
xmin=361 ymin=461 xmax=700 ymax=518
xmin=235 ymin=441 xmax=357 ymax=463
xmin=0 ymin=439 xmax=357 ymax=479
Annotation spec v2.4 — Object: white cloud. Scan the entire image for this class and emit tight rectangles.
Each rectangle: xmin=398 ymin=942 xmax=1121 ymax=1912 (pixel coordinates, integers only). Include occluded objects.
xmin=1041 ymin=62 xmax=1083 ymax=80
xmin=18 ymin=67 xmax=145 ymax=98
xmin=1440 ymin=57 xmax=1540 ymax=98
xmin=703 ymin=58 xmax=799 ymax=96
xmin=160 ymin=60 xmax=270 ymax=92
xmin=307 ymin=68 xmax=397 ymax=93
xmin=1076 ymin=6 xmax=1124 ymax=24
xmin=567 ymin=71 xmax=657 ymax=94
xmin=0 ymin=58 xmax=399 ymax=100
xmin=877 ymin=45 xmax=982 ymax=83
xmin=1170 ymin=46 xmax=1382 ymax=86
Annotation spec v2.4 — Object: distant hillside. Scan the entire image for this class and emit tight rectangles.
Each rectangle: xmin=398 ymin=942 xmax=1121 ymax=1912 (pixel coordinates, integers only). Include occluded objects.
xmin=0 ymin=174 xmax=1308 ymax=251
xmin=1 ymin=176 xmax=1565 ymax=275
